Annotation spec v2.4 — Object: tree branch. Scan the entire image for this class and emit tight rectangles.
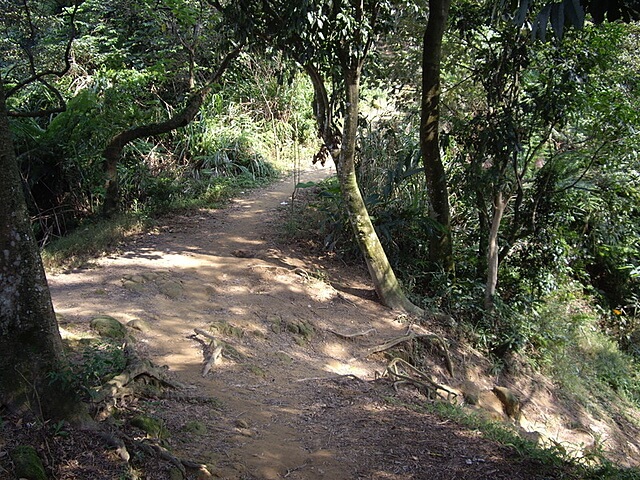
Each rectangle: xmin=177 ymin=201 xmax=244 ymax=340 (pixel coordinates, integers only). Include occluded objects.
xmin=7 ymin=2 xmax=79 ymax=98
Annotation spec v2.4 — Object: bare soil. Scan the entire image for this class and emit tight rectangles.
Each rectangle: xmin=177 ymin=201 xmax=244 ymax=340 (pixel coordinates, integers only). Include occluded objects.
xmin=2 ymin=164 xmax=639 ymax=479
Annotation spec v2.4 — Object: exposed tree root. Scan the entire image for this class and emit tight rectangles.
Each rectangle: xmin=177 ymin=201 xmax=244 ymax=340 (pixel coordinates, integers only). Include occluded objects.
xmin=92 ymin=343 xmax=185 ymax=421
xmin=98 ymin=428 xmax=211 ymax=478
xmin=91 ymin=344 xmax=212 ymax=477
xmin=328 ymin=327 xmax=377 ymax=339
xmin=249 ymin=264 xmax=312 ymax=279
xmin=379 ymin=357 xmax=458 ymax=403
xmin=367 ymin=331 xmax=454 ymax=377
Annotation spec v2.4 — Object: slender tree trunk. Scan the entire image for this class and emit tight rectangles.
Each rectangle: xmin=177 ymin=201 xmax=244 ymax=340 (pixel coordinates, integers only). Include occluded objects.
xmin=102 ymin=45 xmax=242 ymax=216
xmin=339 ymin=68 xmax=422 ymax=314
xmin=420 ymin=0 xmax=453 ymax=273
xmin=304 ymin=63 xmax=342 ymax=170
xmin=485 ymin=190 xmax=509 ymax=311
xmin=0 ymin=84 xmax=84 ymax=421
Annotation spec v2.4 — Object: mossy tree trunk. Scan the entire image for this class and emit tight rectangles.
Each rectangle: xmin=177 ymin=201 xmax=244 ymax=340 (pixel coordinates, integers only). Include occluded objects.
xmin=338 ymin=67 xmax=422 ymax=315
xmin=0 ymin=83 xmax=81 ymax=420
xmin=420 ymin=0 xmax=453 ymax=274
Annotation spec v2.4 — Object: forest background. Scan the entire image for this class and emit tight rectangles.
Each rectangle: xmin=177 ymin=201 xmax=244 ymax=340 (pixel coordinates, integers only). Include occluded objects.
xmin=1 ymin=0 xmax=640 ymax=474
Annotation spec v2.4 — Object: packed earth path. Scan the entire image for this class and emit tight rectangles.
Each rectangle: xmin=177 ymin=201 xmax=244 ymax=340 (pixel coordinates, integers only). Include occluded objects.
xmin=48 ymin=164 xmax=569 ymax=480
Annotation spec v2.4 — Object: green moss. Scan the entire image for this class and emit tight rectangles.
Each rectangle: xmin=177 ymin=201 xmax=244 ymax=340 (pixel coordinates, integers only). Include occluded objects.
xmin=90 ymin=316 xmax=127 ymax=339
xmin=11 ymin=445 xmax=47 ymax=480
xmin=286 ymin=319 xmax=314 ymax=342
xmin=210 ymin=321 xmax=245 ymax=339
xmin=130 ymin=415 xmax=169 ymax=439
xmin=183 ymin=420 xmax=207 ymax=435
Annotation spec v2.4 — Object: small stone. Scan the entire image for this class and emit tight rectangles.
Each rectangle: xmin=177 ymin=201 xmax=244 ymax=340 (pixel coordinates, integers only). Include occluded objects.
xmin=90 ymin=315 xmax=126 ymax=339
xmin=127 ymin=318 xmax=151 ymax=333
xmin=157 ymin=280 xmax=183 ymax=299
xmin=492 ymin=386 xmax=520 ymax=419
xmin=231 ymin=249 xmax=255 ymax=258
xmin=235 ymin=418 xmax=249 ymax=429
xmin=122 ymin=279 xmax=145 ymax=293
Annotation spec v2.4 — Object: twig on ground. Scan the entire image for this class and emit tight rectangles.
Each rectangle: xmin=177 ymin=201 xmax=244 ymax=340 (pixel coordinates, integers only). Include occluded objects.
xmin=296 ymin=374 xmax=364 ymax=383
xmin=194 ymin=328 xmax=224 ymax=377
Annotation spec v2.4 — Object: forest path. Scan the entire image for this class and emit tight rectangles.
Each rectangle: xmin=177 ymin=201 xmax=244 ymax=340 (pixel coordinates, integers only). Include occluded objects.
xmin=49 ymin=164 xmax=564 ymax=479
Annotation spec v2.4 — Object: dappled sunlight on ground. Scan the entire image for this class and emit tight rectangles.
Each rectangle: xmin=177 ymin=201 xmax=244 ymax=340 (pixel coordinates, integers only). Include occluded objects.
xmin=44 ymin=162 xmax=640 ymax=478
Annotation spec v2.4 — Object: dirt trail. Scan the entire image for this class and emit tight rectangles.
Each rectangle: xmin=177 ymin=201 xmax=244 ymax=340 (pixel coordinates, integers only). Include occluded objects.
xmin=49 ymin=165 xmax=573 ymax=479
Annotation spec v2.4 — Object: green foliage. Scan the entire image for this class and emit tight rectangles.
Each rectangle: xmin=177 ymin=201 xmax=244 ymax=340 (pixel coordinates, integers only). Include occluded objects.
xmin=529 ymin=285 xmax=640 ymax=406
xmin=437 ymin=15 xmax=640 ymax=347
xmin=42 ymin=214 xmax=147 ymax=271
xmin=49 ymin=337 xmax=128 ymax=401
xmin=76 ymin=340 xmax=127 ymax=390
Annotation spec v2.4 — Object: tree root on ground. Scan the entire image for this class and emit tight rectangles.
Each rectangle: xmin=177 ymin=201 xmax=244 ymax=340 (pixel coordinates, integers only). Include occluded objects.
xmin=295 ymin=373 xmax=365 ymax=383
xmin=367 ymin=331 xmax=454 ymax=377
xmin=378 ymin=357 xmax=458 ymax=403
xmin=328 ymin=327 xmax=377 ymax=339
xmin=98 ymin=428 xmax=211 ymax=478
xmin=90 ymin=343 xmax=212 ymax=478
xmin=92 ymin=343 xmax=185 ymax=421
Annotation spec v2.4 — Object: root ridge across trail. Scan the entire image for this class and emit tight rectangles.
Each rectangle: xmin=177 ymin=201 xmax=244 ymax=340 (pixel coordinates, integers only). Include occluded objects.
xmin=49 ymin=165 xmax=568 ymax=479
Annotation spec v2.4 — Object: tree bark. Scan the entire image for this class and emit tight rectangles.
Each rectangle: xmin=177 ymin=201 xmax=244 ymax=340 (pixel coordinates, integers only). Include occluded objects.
xmin=303 ymin=63 xmax=342 ymax=170
xmin=339 ymin=68 xmax=422 ymax=315
xmin=0 ymin=83 xmax=82 ymax=421
xmin=102 ymin=45 xmax=243 ymax=217
xmin=420 ymin=0 xmax=453 ymax=273
xmin=484 ymin=190 xmax=510 ymax=311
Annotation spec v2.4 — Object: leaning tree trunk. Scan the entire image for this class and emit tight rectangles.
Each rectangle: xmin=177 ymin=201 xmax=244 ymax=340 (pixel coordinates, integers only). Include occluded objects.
xmin=102 ymin=45 xmax=243 ymax=217
xmin=420 ymin=0 xmax=453 ymax=273
xmin=0 ymin=84 xmax=83 ymax=421
xmin=339 ymin=68 xmax=422 ymax=315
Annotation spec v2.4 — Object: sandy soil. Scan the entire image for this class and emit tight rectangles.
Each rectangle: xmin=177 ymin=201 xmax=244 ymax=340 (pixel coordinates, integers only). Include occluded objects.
xmin=32 ymin=163 xmax=637 ymax=479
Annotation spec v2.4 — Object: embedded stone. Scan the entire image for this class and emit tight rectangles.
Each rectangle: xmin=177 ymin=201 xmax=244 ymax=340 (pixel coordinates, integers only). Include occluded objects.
xmin=90 ymin=315 xmax=126 ymax=339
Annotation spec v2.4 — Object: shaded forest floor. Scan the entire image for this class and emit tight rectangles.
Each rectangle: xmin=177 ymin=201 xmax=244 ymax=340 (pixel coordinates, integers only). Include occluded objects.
xmin=2 ymin=164 xmax=640 ymax=479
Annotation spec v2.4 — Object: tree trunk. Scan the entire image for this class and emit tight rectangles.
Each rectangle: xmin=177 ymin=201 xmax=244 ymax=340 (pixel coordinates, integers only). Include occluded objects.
xmin=102 ymin=45 xmax=242 ymax=217
xmin=339 ymin=68 xmax=422 ymax=315
xmin=484 ymin=190 xmax=509 ymax=311
xmin=420 ymin=0 xmax=453 ymax=273
xmin=0 ymin=84 xmax=83 ymax=421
